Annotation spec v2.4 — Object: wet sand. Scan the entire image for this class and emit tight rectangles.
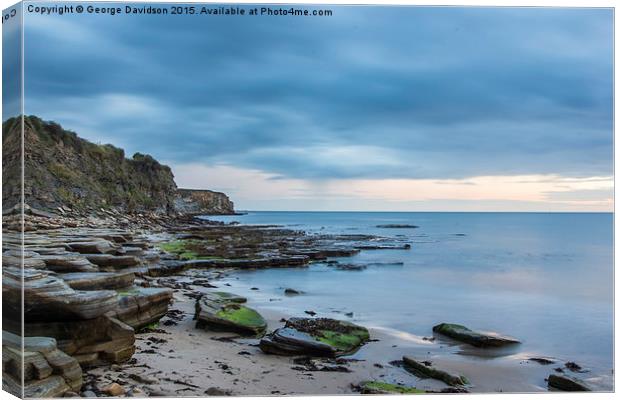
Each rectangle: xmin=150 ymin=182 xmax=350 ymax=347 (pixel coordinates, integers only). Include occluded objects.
xmin=85 ymin=270 xmax=613 ymax=395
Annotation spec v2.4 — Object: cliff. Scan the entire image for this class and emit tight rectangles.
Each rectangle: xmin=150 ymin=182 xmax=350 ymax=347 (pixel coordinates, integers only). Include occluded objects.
xmin=175 ymin=189 xmax=235 ymax=215
xmin=2 ymin=116 xmax=235 ymax=215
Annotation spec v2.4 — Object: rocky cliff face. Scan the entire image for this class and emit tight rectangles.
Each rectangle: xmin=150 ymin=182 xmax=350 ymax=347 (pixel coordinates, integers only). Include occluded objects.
xmin=175 ymin=189 xmax=235 ymax=215
xmin=2 ymin=116 xmax=234 ymax=215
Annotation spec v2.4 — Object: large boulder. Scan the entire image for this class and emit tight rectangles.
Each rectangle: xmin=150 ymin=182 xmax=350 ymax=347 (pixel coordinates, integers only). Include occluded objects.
xmin=3 ymin=268 xmax=118 ymax=321
xmin=260 ymin=318 xmax=369 ymax=357
xmin=432 ymin=323 xmax=520 ymax=347
xmin=3 ymin=332 xmax=83 ymax=398
xmin=195 ymin=292 xmax=266 ymax=336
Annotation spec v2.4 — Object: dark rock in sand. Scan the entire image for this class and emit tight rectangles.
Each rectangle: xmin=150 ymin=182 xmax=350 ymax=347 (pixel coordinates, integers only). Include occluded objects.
xmin=547 ymin=374 xmax=591 ymax=391
xmin=260 ymin=317 xmax=369 ymax=357
xmin=284 ymin=288 xmax=303 ymax=295
xmin=3 ymin=332 xmax=83 ymax=398
xmin=195 ymin=292 xmax=266 ymax=336
xmin=529 ymin=357 xmax=555 ymax=365
xmin=402 ymin=356 xmax=467 ymax=386
xmin=432 ymin=323 xmax=520 ymax=347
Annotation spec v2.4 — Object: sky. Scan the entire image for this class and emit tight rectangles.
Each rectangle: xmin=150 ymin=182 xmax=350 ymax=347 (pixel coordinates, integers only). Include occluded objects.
xmin=8 ymin=4 xmax=614 ymax=211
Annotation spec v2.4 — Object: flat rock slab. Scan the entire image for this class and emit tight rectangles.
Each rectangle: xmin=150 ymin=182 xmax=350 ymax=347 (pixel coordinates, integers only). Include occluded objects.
xmin=36 ymin=254 xmax=99 ymax=273
xmin=3 ymin=268 xmax=118 ymax=321
xmin=60 ymin=271 xmax=135 ymax=291
xmin=66 ymin=240 xmax=120 ymax=255
xmin=432 ymin=323 xmax=520 ymax=348
xmin=85 ymin=254 xmax=141 ymax=268
xmin=195 ymin=292 xmax=266 ymax=336
xmin=260 ymin=317 xmax=369 ymax=357
xmin=110 ymin=287 xmax=173 ymax=329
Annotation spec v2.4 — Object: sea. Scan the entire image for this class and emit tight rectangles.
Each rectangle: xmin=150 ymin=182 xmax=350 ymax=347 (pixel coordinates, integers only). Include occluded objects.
xmin=204 ymin=211 xmax=613 ymax=383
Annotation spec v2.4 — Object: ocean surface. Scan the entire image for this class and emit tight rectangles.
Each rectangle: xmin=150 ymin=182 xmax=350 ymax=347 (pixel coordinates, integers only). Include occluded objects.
xmin=205 ymin=212 xmax=613 ymax=377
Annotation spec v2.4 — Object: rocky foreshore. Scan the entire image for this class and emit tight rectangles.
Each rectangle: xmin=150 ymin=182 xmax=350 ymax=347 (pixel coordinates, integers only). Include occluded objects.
xmin=2 ymin=211 xmax=607 ymax=397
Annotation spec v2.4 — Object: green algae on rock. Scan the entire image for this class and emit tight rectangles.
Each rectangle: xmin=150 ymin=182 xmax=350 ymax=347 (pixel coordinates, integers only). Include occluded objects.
xmin=402 ymin=356 xmax=467 ymax=387
xmin=359 ymin=381 xmax=426 ymax=394
xmin=432 ymin=323 xmax=520 ymax=347
xmin=260 ymin=317 xmax=370 ymax=357
xmin=195 ymin=292 xmax=266 ymax=336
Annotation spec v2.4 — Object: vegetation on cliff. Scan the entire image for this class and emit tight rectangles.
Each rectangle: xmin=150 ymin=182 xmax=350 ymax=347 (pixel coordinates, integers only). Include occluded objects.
xmin=2 ymin=116 xmax=234 ymax=215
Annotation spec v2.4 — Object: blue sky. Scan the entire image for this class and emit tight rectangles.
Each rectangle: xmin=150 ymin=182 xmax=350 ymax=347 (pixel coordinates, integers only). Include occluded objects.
xmin=11 ymin=4 xmax=614 ymax=211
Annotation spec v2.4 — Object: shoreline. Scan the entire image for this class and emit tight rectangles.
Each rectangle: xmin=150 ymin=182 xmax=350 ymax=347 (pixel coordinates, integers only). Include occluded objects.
xmin=3 ymin=212 xmax=612 ymax=396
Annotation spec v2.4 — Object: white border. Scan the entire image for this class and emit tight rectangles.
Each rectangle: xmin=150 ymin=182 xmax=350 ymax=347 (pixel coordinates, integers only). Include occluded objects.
xmin=0 ymin=1 xmax=615 ymax=400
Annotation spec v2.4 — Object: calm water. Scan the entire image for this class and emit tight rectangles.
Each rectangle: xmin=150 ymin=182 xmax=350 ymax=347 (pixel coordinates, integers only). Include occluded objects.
xmin=206 ymin=212 xmax=613 ymax=374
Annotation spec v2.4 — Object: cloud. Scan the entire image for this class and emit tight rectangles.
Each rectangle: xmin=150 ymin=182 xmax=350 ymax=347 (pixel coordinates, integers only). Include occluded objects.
xmin=19 ymin=5 xmax=613 ymax=209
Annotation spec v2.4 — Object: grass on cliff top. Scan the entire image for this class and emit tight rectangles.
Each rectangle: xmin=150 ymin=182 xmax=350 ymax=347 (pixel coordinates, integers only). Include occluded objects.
xmin=361 ymin=381 xmax=425 ymax=394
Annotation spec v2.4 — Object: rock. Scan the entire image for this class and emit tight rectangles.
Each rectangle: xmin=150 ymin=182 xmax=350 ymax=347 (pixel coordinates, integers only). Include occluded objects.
xmin=10 ymin=316 xmax=136 ymax=368
xmin=36 ymin=254 xmax=99 ymax=273
xmin=529 ymin=357 xmax=555 ymax=365
xmin=3 ymin=268 xmax=118 ymax=321
xmin=127 ymin=373 xmax=158 ymax=385
xmin=260 ymin=317 xmax=369 ymax=357
xmin=63 ymin=391 xmax=80 ymax=397
xmin=359 ymin=381 xmax=425 ymax=394
xmin=81 ymin=390 xmax=97 ymax=397
xmin=284 ymin=288 xmax=302 ymax=295
xmin=110 ymin=287 xmax=173 ymax=329
xmin=402 ymin=356 xmax=466 ymax=386
xmin=3 ymin=331 xmax=83 ymax=398
xmin=564 ymin=361 xmax=583 ymax=372
xmin=195 ymin=292 xmax=266 ymax=336
xmin=205 ymin=387 xmax=231 ymax=396
xmin=432 ymin=323 xmax=520 ymax=347
xmin=85 ymin=254 xmax=141 ymax=268
xmin=547 ymin=374 xmax=591 ymax=391
xmin=354 ymin=244 xmax=411 ymax=250
xmin=334 ymin=263 xmax=366 ymax=271
xmin=128 ymin=387 xmax=145 ymax=397
xmin=102 ymin=383 xmax=125 ymax=396
xmin=66 ymin=240 xmax=120 ymax=255
xmin=375 ymin=224 xmax=419 ymax=229
xmin=304 ymin=310 xmax=317 ymax=316
xmin=60 ymin=271 xmax=135 ymax=291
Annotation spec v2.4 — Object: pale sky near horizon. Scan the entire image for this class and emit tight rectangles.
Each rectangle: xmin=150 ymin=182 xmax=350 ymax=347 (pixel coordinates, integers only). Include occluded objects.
xmin=4 ymin=4 xmax=613 ymax=211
